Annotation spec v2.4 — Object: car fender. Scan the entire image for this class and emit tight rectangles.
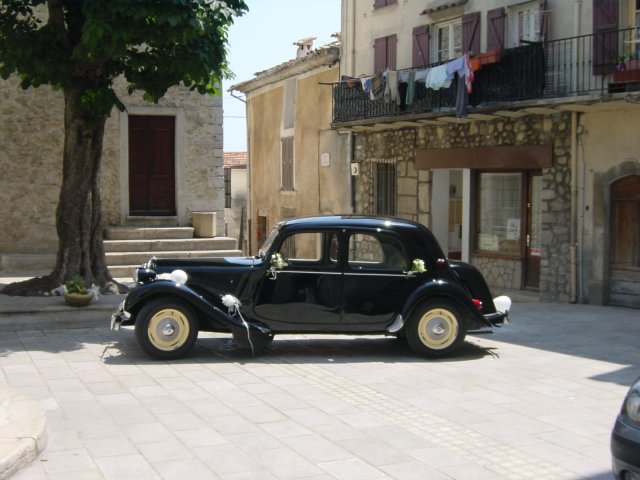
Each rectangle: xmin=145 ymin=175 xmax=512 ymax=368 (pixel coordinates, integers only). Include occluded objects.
xmin=124 ymin=280 xmax=246 ymax=331
xmin=400 ymin=279 xmax=489 ymax=329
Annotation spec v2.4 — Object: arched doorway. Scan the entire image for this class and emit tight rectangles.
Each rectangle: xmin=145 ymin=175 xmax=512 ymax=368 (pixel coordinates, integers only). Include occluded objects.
xmin=609 ymin=175 xmax=640 ymax=307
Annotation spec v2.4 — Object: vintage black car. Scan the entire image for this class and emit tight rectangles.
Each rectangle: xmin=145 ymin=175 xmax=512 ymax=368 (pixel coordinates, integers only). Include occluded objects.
xmin=111 ymin=215 xmax=510 ymax=359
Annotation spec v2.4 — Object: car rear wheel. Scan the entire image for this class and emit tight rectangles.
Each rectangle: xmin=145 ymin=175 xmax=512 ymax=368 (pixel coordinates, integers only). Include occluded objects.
xmin=135 ymin=299 xmax=198 ymax=360
xmin=406 ymin=300 xmax=466 ymax=357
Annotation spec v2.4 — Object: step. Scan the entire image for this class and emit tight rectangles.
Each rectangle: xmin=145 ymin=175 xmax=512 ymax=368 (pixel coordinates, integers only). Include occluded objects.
xmin=104 ymin=237 xmax=237 ymax=253
xmin=106 ymin=249 xmax=243 ymax=266
xmin=124 ymin=216 xmax=178 ymax=227
xmin=104 ymin=226 xmax=194 ymax=240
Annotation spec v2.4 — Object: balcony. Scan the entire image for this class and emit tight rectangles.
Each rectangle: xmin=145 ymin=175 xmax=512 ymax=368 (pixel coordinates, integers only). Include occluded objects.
xmin=332 ymin=28 xmax=640 ymax=126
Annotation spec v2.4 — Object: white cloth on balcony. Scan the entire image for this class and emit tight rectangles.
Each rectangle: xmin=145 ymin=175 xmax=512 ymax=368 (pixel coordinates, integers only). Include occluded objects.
xmin=425 ymin=64 xmax=451 ymax=89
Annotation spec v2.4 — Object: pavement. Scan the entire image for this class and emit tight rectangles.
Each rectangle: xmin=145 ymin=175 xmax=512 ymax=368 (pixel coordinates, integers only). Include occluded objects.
xmin=0 ymin=277 xmax=638 ymax=479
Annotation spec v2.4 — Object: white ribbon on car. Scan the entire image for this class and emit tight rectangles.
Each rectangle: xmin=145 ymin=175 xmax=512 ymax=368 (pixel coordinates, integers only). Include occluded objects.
xmin=221 ymin=294 xmax=255 ymax=356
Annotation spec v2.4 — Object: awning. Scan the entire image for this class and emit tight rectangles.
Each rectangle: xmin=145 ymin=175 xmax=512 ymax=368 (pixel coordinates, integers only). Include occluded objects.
xmin=420 ymin=0 xmax=468 ymax=15
xmin=415 ymin=145 xmax=552 ymax=170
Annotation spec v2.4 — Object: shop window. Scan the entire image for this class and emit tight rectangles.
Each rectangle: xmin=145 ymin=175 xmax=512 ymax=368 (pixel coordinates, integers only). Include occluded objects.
xmin=474 ymin=172 xmax=522 ymax=256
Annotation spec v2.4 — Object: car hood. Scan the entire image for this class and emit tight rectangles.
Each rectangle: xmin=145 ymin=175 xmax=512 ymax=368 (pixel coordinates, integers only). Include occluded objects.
xmin=152 ymin=256 xmax=263 ymax=269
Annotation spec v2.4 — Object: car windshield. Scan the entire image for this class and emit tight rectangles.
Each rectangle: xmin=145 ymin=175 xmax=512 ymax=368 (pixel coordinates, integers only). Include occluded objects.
xmin=258 ymin=228 xmax=280 ymax=258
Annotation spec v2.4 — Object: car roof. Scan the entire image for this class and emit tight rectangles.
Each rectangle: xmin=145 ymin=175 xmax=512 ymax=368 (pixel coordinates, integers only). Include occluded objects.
xmin=277 ymin=214 xmax=423 ymax=231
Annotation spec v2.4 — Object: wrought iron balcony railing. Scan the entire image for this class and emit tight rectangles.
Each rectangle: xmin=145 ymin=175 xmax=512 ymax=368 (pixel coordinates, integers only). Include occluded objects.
xmin=333 ymin=28 xmax=640 ymax=124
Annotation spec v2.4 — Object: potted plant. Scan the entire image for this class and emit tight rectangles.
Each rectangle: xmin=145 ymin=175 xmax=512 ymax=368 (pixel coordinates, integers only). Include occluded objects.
xmin=613 ymin=53 xmax=640 ymax=82
xmin=63 ymin=275 xmax=93 ymax=307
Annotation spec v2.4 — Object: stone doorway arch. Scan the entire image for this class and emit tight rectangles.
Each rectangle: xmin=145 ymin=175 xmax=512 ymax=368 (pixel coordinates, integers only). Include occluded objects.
xmin=609 ymin=175 xmax=640 ymax=307
xmin=593 ymin=161 xmax=640 ymax=308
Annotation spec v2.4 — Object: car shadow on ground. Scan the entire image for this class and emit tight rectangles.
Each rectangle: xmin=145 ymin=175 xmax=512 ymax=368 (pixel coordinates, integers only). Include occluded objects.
xmin=100 ymin=329 xmax=499 ymax=366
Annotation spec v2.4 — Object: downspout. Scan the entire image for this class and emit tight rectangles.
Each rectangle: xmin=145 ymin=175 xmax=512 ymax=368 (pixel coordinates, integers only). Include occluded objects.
xmin=570 ymin=112 xmax=579 ymax=303
xmin=350 ymin=0 xmax=356 ymax=77
xmin=230 ymin=89 xmax=251 ymax=254
xmin=569 ymin=0 xmax=582 ymax=303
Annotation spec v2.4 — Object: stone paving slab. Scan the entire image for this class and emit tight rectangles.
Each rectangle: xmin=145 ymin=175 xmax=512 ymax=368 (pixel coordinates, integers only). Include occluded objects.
xmin=0 ymin=301 xmax=637 ymax=479
xmin=0 ymin=387 xmax=47 ymax=480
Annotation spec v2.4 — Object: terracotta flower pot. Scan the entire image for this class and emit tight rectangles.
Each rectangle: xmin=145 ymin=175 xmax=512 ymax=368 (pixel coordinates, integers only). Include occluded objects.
xmin=64 ymin=292 xmax=93 ymax=307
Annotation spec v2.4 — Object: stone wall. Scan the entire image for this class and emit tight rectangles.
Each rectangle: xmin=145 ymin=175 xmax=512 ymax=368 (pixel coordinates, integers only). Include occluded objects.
xmin=353 ymin=112 xmax=573 ymax=302
xmin=0 ymin=75 xmax=224 ymax=257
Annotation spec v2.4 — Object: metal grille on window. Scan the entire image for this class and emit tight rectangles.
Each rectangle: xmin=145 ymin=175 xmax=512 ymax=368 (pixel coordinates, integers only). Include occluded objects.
xmin=375 ymin=162 xmax=396 ymax=216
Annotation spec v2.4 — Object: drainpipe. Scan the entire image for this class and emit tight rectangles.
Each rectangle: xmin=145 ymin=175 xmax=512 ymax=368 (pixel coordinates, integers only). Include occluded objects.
xmin=230 ymin=90 xmax=251 ymax=254
xmin=570 ymin=112 xmax=579 ymax=303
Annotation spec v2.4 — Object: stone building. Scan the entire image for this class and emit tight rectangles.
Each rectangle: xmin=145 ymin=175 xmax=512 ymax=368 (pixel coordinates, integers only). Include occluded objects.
xmin=0 ymin=74 xmax=225 ymax=274
xmin=335 ymin=0 xmax=640 ymax=307
xmin=223 ymin=151 xmax=248 ymax=250
xmin=230 ymin=40 xmax=351 ymax=254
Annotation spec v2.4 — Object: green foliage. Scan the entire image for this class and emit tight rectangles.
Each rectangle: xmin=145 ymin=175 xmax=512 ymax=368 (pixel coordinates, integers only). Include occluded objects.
xmin=0 ymin=0 xmax=248 ymax=118
xmin=64 ymin=275 xmax=87 ymax=294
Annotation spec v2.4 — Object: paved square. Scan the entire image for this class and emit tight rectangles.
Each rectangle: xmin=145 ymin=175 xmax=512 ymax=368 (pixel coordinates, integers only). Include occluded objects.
xmin=2 ymin=302 xmax=638 ymax=479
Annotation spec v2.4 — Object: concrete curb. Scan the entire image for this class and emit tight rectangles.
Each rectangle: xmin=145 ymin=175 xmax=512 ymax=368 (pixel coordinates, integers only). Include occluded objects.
xmin=0 ymin=388 xmax=47 ymax=480
xmin=0 ymin=294 xmax=125 ymax=332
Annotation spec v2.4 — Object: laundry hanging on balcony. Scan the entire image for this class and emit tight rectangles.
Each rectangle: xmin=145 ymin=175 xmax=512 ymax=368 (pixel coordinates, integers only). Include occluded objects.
xmin=353 ymin=54 xmax=475 ymax=116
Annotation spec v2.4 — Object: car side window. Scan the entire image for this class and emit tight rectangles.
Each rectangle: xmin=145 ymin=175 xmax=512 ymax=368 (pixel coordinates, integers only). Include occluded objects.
xmin=348 ymin=233 xmax=408 ymax=271
xmin=279 ymin=232 xmax=337 ymax=266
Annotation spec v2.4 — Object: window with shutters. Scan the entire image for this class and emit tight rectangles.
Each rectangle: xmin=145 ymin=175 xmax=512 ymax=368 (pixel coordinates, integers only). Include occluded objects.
xmin=281 ymin=136 xmax=294 ymax=191
xmin=373 ymin=0 xmax=397 ymax=10
xmin=435 ymin=20 xmax=462 ymax=62
xmin=373 ymin=34 xmax=397 ymax=73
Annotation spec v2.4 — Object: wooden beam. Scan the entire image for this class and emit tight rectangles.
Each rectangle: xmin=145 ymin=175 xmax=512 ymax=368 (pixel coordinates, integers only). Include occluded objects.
xmin=522 ymin=106 xmax=559 ymax=115
xmin=436 ymin=116 xmax=472 ymax=124
xmin=467 ymin=113 xmax=500 ymax=121
xmin=494 ymin=110 xmax=528 ymax=118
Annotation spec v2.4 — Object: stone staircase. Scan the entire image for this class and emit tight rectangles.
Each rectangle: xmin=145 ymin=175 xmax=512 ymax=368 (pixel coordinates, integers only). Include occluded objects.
xmin=0 ymin=220 xmax=242 ymax=280
xmin=104 ymin=226 xmax=242 ymax=279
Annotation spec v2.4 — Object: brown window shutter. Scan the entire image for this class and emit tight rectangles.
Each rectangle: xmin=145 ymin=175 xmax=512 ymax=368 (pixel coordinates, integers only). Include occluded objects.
xmin=387 ymin=34 xmax=397 ymax=70
xmin=538 ymin=0 xmax=549 ymax=42
xmin=462 ymin=11 xmax=481 ymax=56
xmin=486 ymin=7 xmax=505 ymax=52
xmin=592 ymin=0 xmax=619 ymax=75
xmin=412 ymin=25 xmax=430 ymax=67
xmin=374 ymin=37 xmax=386 ymax=73
xmin=281 ymin=137 xmax=294 ymax=191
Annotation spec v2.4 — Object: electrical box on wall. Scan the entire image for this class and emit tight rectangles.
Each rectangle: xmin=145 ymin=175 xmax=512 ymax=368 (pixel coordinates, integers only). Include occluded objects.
xmin=351 ymin=163 xmax=360 ymax=176
xmin=320 ymin=152 xmax=330 ymax=167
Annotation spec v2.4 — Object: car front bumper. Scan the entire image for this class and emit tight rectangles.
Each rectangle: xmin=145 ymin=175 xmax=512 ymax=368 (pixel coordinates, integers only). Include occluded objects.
xmin=611 ymin=415 xmax=640 ymax=479
xmin=110 ymin=300 xmax=130 ymax=331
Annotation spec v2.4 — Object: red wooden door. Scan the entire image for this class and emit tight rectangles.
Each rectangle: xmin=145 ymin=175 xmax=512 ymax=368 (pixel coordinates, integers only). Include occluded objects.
xmin=128 ymin=115 xmax=176 ymax=215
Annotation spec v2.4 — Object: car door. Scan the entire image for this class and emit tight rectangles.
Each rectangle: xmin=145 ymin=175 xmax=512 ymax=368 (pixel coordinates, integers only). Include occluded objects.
xmin=341 ymin=230 xmax=416 ymax=331
xmin=253 ymin=230 xmax=343 ymax=330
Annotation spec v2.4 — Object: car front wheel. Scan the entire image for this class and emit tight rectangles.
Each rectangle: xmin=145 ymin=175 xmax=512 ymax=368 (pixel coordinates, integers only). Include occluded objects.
xmin=135 ymin=299 xmax=198 ymax=360
xmin=406 ymin=300 xmax=466 ymax=357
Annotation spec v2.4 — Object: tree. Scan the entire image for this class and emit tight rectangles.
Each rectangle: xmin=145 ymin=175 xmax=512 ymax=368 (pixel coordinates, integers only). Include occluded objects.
xmin=0 ymin=0 xmax=248 ymax=295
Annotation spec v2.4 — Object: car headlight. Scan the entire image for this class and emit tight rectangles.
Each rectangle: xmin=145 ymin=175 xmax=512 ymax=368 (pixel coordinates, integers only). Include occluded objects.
xmin=134 ymin=268 xmax=156 ymax=283
xmin=623 ymin=378 xmax=640 ymax=424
